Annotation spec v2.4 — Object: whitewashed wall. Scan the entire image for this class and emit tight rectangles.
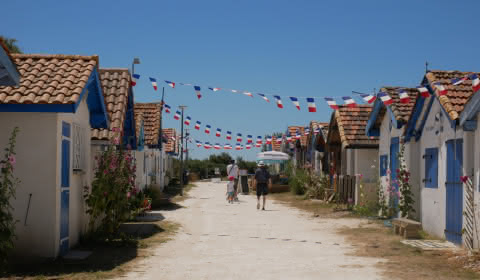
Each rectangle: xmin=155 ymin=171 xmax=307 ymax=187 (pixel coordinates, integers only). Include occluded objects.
xmin=472 ymin=112 xmax=480 ymax=249
xmin=354 ymin=149 xmax=378 ymax=183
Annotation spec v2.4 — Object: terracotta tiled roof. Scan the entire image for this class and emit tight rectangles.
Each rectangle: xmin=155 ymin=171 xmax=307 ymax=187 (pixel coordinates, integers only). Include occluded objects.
xmin=271 ymin=136 xmax=282 ymax=151
xmin=287 ymin=126 xmax=308 ymax=147
xmin=0 ymin=54 xmax=98 ymax=104
xmin=379 ymin=87 xmax=418 ymax=123
xmin=92 ymin=68 xmax=131 ymax=140
xmin=162 ymin=128 xmax=177 ymax=153
xmin=333 ymin=105 xmax=378 ymax=148
xmin=425 ymin=70 xmax=480 ymax=120
xmin=134 ymin=103 xmax=161 ymax=145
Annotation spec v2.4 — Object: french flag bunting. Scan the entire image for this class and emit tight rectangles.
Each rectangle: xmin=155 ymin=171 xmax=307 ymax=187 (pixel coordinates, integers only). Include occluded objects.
xmin=417 ymin=86 xmax=430 ymax=98
xmin=286 ymin=134 xmax=292 ymax=142
xmin=149 ymin=77 xmax=158 ymax=91
xmin=131 ymin=74 xmax=140 ymax=86
xmin=243 ymin=91 xmax=253 ymax=97
xmin=216 ymin=128 xmax=222 ymax=137
xmin=295 ymin=130 xmax=301 ymax=139
xmin=208 ymin=87 xmax=221 ymax=91
xmin=231 ymin=89 xmax=238 ymax=93
xmin=224 ymin=144 xmax=232 ymax=150
xmin=196 ymin=140 xmax=202 ymax=147
xmin=184 ymin=116 xmax=191 ymax=126
xmin=360 ymin=94 xmax=376 ymax=104
xmin=289 ymin=97 xmax=300 ymax=110
xmin=255 ymin=143 xmax=262 ymax=148
xmin=276 ymin=137 xmax=283 ymax=144
xmin=433 ymin=82 xmax=447 ymax=96
xmin=256 ymin=136 xmax=263 ymax=144
xmin=307 ymin=98 xmax=316 ymax=112
xmin=194 ymin=86 xmax=202 ymax=99
xmin=342 ymin=96 xmax=357 ymax=108
xmin=324 ymin=97 xmax=339 ymax=110
xmin=378 ymin=92 xmax=394 ymax=106
xmin=235 ymin=144 xmax=243 ymax=150
xmin=247 ymin=135 xmax=253 ymax=143
xmin=304 ymin=128 xmax=310 ymax=136
xmin=204 ymin=142 xmax=212 ymax=149
xmin=226 ymin=131 xmax=232 ymax=140
xmin=194 ymin=121 xmax=201 ymax=130
xmin=236 ymin=133 xmax=242 ymax=142
xmin=205 ymin=125 xmax=211 ymax=134
xmin=470 ymin=74 xmax=480 ymax=92
xmin=451 ymin=77 xmax=468 ymax=86
xmin=165 ymin=80 xmax=175 ymax=88
xmin=246 ymin=144 xmax=252 ymax=150
xmin=174 ymin=111 xmax=181 ymax=120
xmin=398 ymin=89 xmax=410 ymax=104
xmin=164 ymin=104 xmax=171 ymax=113
xmin=314 ymin=127 xmax=320 ymax=135
xmin=274 ymin=95 xmax=283 ymax=108
xmin=266 ymin=136 xmax=272 ymax=144
xmin=258 ymin=93 xmax=270 ymax=102
xmin=214 ymin=143 xmax=221 ymax=150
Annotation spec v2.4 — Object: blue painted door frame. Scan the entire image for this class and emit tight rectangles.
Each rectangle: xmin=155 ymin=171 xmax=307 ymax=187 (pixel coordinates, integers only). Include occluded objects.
xmin=445 ymin=139 xmax=463 ymax=244
xmin=60 ymin=122 xmax=70 ymax=256
xmin=390 ymin=137 xmax=400 ymax=208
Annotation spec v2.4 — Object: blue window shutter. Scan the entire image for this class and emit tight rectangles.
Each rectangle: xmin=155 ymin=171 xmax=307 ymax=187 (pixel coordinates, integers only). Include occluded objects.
xmin=425 ymin=148 xmax=438 ymax=188
xmin=61 ymin=140 xmax=70 ymax=188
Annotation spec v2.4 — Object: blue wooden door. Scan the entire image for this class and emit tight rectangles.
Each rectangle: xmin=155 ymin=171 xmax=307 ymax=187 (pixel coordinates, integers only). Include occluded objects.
xmin=445 ymin=139 xmax=463 ymax=244
xmin=390 ymin=137 xmax=400 ymax=207
xmin=60 ymin=122 xmax=70 ymax=256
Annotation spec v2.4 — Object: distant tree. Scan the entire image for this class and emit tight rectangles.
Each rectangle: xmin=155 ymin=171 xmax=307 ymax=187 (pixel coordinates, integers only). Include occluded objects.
xmin=0 ymin=36 xmax=22 ymax=53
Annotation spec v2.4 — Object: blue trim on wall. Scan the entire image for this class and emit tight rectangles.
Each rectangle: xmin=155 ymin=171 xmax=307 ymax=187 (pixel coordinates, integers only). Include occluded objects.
xmin=62 ymin=121 xmax=71 ymax=138
xmin=404 ymin=95 xmax=426 ymax=142
xmin=366 ymin=99 xmax=383 ymax=136
xmin=86 ymin=68 xmax=109 ymax=129
xmin=459 ymin=87 xmax=480 ymax=129
xmin=122 ymin=87 xmax=137 ymax=149
xmin=0 ymin=47 xmax=20 ymax=86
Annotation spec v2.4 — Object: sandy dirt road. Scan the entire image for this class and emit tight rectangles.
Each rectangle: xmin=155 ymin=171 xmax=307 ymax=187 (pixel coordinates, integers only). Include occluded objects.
xmin=119 ymin=181 xmax=385 ymax=279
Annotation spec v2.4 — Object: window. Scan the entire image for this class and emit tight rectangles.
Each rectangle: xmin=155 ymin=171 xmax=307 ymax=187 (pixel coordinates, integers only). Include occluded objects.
xmin=379 ymin=155 xmax=388 ymax=176
xmin=72 ymin=123 xmax=86 ymax=171
xmin=424 ymin=147 xmax=438 ymax=188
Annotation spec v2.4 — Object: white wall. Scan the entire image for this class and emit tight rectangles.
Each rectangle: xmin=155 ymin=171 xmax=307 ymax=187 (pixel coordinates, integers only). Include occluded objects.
xmin=472 ymin=112 xmax=480 ymax=249
xmin=0 ymin=112 xmax=58 ymax=258
xmin=134 ymin=148 xmax=166 ymax=192
xmin=354 ymin=149 xmax=378 ymax=183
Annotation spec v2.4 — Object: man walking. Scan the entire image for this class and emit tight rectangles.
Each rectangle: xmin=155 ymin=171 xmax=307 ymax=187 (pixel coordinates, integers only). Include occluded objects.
xmin=254 ymin=161 xmax=271 ymax=210
xmin=226 ymin=159 xmax=239 ymax=201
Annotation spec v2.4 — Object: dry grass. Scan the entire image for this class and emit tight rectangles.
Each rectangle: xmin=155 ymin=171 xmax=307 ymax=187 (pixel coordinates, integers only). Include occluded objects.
xmin=270 ymin=191 xmax=480 ymax=280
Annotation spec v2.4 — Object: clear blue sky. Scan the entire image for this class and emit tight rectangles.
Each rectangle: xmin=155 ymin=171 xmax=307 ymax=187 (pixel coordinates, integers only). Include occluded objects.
xmin=3 ymin=0 xmax=479 ymax=160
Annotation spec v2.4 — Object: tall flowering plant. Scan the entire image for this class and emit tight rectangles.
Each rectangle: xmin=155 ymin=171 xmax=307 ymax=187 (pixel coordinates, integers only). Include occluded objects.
xmin=84 ymin=131 xmax=137 ymax=238
xmin=0 ymin=127 xmax=20 ymax=267
xmin=396 ymin=143 xmax=415 ymax=218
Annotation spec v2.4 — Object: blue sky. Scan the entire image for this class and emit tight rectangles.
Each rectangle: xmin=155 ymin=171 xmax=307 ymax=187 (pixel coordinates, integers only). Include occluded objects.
xmin=2 ymin=0 xmax=479 ymax=160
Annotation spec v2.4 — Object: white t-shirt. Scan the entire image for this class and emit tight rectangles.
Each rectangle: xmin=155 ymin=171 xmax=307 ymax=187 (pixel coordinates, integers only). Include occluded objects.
xmin=226 ymin=164 xmax=239 ymax=179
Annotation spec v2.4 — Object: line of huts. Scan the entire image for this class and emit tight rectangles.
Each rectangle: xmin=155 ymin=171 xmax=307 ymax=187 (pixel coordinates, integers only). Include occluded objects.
xmin=0 ymin=44 xmax=177 ymax=259
xmin=270 ymin=70 xmax=480 ymax=249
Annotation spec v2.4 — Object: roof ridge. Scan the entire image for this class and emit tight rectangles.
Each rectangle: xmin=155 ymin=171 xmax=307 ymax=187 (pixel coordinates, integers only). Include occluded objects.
xmin=99 ymin=68 xmax=130 ymax=72
xmin=11 ymin=53 xmax=99 ymax=62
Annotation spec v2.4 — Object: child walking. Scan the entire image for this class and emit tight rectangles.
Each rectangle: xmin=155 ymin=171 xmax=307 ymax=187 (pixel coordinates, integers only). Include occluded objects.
xmin=226 ymin=180 xmax=235 ymax=203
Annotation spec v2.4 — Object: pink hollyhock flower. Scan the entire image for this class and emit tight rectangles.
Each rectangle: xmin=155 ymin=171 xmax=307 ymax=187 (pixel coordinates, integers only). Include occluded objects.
xmin=103 ymin=191 xmax=108 ymax=196
xmin=8 ymin=155 xmax=16 ymax=166
xmin=347 ymin=198 xmax=353 ymax=204
xmin=461 ymin=176 xmax=469 ymax=183
xmin=112 ymin=127 xmax=120 ymax=132
xmin=113 ymin=137 xmax=120 ymax=145
xmin=387 ymin=169 xmax=391 ymax=175
xmin=103 ymin=169 xmax=108 ymax=175
xmin=127 ymin=192 xmax=131 ymax=199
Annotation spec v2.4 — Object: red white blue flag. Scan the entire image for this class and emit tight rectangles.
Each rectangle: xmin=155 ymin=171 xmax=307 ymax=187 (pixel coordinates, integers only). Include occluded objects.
xmin=470 ymin=74 xmax=480 ymax=92
xmin=204 ymin=142 xmax=212 ymax=149
xmin=276 ymin=137 xmax=283 ymax=144
xmin=246 ymin=144 xmax=252 ymax=150
xmin=256 ymin=136 xmax=263 ymax=144
xmin=360 ymin=94 xmax=376 ymax=104
xmin=226 ymin=131 xmax=232 ymax=140
xmin=307 ymin=98 xmax=316 ymax=112
xmin=417 ymin=86 xmax=430 ymax=98
xmin=131 ymin=74 xmax=140 ymax=86
xmin=235 ymin=144 xmax=243 ymax=150
xmin=247 ymin=135 xmax=253 ymax=143
xmin=295 ymin=130 xmax=301 ymax=139
xmin=224 ymin=144 xmax=232 ymax=150
xmin=274 ymin=95 xmax=283 ymax=108
xmin=184 ymin=116 xmax=191 ymax=126
xmin=164 ymin=104 xmax=171 ymax=113
xmin=398 ymin=89 xmax=410 ymax=104
xmin=165 ymin=80 xmax=175 ymax=88
xmin=289 ymin=97 xmax=300 ymax=110
xmin=194 ymin=86 xmax=202 ymax=99
xmin=208 ymin=87 xmax=221 ymax=91
xmin=451 ymin=77 xmax=468 ymax=86
xmin=236 ymin=133 xmax=242 ymax=142
xmin=216 ymin=128 xmax=221 ymax=137
xmin=378 ymin=92 xmax=393 ymax=106
xmin=433 ymin=82 xmax=447 ymax=96
xmin=195 ymin=140 xmax=202 ymax=147
xmin=304 ymin=128 xmax=310 ymax=136
xmin=243 ymin=91 xmax=253 ymax=97
xmin=314 ymin=127 xmax=320 ymax=135
xmin=149 ymin=77 xmax=158 ymax=91
xmin=258 ymin=93 xmax=270 ymax=102
xmin=214 ymin=143 xmax=221 ymax=150
xmin=342 ymin=96 xmax=357 ymax=108
xmin=255 ymin=143 xmax=262 ymax=148
xmin=194 ymin=121 xmax=201 ymax=130
xmin=266 ymin=136 xmax=272 ymax=144
xmin=324 ymin=97 xmax=339 ymax=110
xmin=174 ymin=111 xmax=181 ymax=120
xmin=286 ymin=134 xmax=292 ymax=142
xmin=205 ymin=125 xmax=211 ymax=134
xmin=231 ymin=89 xmax=238 ymax=93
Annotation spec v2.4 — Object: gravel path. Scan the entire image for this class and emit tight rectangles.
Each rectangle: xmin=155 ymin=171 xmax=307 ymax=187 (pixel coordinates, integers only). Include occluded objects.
xmin=119 ymin=181 xmax=384 ymax=279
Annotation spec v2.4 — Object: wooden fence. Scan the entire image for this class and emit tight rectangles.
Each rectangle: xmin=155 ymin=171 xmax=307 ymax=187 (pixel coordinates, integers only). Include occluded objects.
xmin=332 ymin=175 xmax=356 ymax=204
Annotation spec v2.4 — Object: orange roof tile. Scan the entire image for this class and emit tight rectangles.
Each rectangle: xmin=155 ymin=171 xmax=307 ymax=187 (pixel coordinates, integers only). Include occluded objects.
xmin=378 ymin=87 xmax=418 ymax=123
xmin=330 ymin=105 xmax=378 ymax=148
xmin=92 ymin=68 xmax=131 ymax=140
xmin=162 ymin=128 xmax=177 ymax=153
xmin=287 ymin=126 xmax=308 ymax=147
xmin=0 ymin=54 xmax=98 ymax=104
xmin=134 ymin=103 xmax=161 ymax=145
xmin=425 ymin=70 xmax=480 ymax=120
